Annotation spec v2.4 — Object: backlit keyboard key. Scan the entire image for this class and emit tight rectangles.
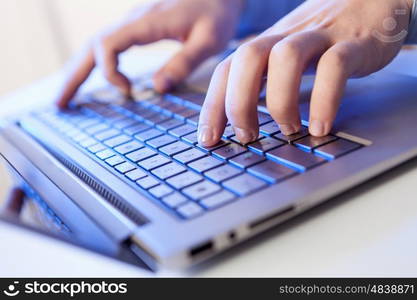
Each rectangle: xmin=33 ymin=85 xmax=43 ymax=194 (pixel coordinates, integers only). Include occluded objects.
xmin=294 ymin=135 xmax=338 ymax=152
xmin=183 ymin=181 xmax=221 ymax=200
xmin=182 ymin=131 xmax=199 ymax=145
xmin=186 ymin=115 xmax=199 ymax=126
xmin=126 ymin=148 xmax=157 ymax=162
xmin=138 ymin=154 xmax=171 ymax=170
xmin=146 ymin=135 xmax=176 ymax=149
xmin=104 ymin=135 xmax=132 ymax=147
xmin=136 ymin=176 xmax=159 ymax=189
xmin=229 ymin=151 xmax=266 ymax=169
xmin=177 ymin=202 xmax=203 ymax=219
xmin=149 ymin=184 xmax=174 ymax=198
xmin=173 ymin=148 xmax=206 ymax=164
xmin=314 ymin=139 xmax=362 ymax=160
xmin=168 ymin=124 xmax=196 ymax=138
xmin=248 ymin=137 xmax=284 ymax=154
xmin=223 ymin=173 xmax=267 ymax=196
xmin=123 ymin=123 xmax=151 ymax=135
xmin=114 ymin=140 xmax=143 ymax=155
xmin=166 ymin=171 xmax=203 ymax=189
xmin=125 ymin=168 xmax=147 ymax=181
xmin=266 ymin=145 xmax=326 ymax=172
xmin=222 ymin=126 xmax=235 ymax=139
xmin=96 ymin=149 xmax=115 ymax=160
xmin=212 ymin=143 xmax=248 ymax=160
xmin=134 ymin=129 xmax=163 ymax=142
xmin=248 ymin=160 xmax=296 ymax=183
xmin=196 ymin=139 xmax=230 ymax=152
xmin=188 ymin=156 xmax=223 ymax=173
xmin=258 ymin=112 xmax=274 ymax=125
xmin=162 ymin=193 xmax=188 ymax=208
xmin=159 ymin=141 xmax=191 ymax=156
xmin=274 ymin=127 xmax=309 ymax=143
xmin=85 ymin=123 xmax=109 ymax=135
xmin=174 ymin=108 xmax=199 ymax=120
xmin=156 ymin=118 xmax=184 ymax=131
xmin=204 ymin=165 xmax=243 ymax=182
xmin=115 ymin=161 xmax=137 ymax=174
xmin=151 ymin=163 xmax=187 ymax=180
xmin=94 ymin=128 xmax=121 ymax=141
xmin=200 ymin=190 xmax=236 ymax=210
xmin=260 ymin=122 xmax=280 ymax=135
xmin=88 ymin=143 xmax=107 ymax=154
xmin=105 ymin=156 xmax=125 ymax=167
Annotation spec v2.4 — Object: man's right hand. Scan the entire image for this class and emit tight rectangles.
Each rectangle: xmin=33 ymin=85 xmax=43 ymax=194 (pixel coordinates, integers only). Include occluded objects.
xmin=56 ymin=0 xmax=244 ymax=108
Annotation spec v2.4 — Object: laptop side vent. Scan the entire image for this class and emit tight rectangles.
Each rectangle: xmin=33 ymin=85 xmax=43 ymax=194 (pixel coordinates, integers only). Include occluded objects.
xmin=53 ymin=152 xmax=147 ymax=226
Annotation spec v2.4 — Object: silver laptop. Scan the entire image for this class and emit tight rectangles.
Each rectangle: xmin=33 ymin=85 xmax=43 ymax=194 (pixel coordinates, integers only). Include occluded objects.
xmin=1 ymin=64 xmax=417 ymax=270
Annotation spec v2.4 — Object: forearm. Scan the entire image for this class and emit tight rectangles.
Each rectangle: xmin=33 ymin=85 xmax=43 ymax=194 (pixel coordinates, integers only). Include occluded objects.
xmin=236 ymin=0 xmax=305 ymax=38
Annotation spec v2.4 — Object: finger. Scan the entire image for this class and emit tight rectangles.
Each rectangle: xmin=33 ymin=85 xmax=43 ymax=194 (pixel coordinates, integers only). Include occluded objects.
xmin=2 ymin=187 xmax=25 ymax=218
xmin=154 ymin=22 xmax=222 ymax=93
xmin=56 ymin=47 xmax=95 ymax=108
xmin=266 ymin=30 xmax=331 ymax=135
xmin=309 ymin=41 xmax=363 ymax=136
xmin=197 ymin=57 xmax=232 ymax=147
xmin=225 ymin=35 xmax=284 ymax=144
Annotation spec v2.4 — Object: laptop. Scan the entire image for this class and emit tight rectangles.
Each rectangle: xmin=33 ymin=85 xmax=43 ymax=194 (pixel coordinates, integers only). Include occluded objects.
xmin=1 ymin=58 xmax=417 ymax=270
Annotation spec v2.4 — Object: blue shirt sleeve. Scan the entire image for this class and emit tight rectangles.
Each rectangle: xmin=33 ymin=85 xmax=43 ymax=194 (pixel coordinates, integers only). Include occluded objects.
xmin=236 ymin=0 xmax=305 ymax=38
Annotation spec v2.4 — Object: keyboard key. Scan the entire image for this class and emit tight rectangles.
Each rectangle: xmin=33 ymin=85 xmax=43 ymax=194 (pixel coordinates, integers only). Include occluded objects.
xmin=151 ymin=163 xmax=187 ymax=180
xmin=266 ymin=145 xmax=326 ymax=172
xmin=222 ymin=126 xmax=235 ymax=139
xmin=146 ymin=134 xmax=176 ymax=149
xmin=96 ymin=149 xmax=115 ymax=160
xmin=72 ymin=132 xmax=89 ymax=142
xmin=94 ymin=128 xmax=121 ymax=141
xmin=149 ymin=184 xmax=174 ymax=198
xmin=188 ymin=156 xmax=224 ymax=173
xmin=79 ymin=138 xmax=97 ymax=148
xmin=223 ymin=173 xmax=267 ymax=196
xmin=168 ymin=124 xmax=196 ymax=138
xmin=88 ymin=143 xmax=107 ymax=153
xmin=229 ymin=151 xmax=266 ymax=169
xmin=159 ymin=141 xmax=191 ymax=156
xmin=156 ymin=118 xmax=184 ymax=131
xmin=204 ymin=165 xmax=243 ymax=182
xmin=174 ymin=108 xmax=199 ymax=120
xmin=314 ymin=139 xmax=362 ymax=160
xmin=85 ymin=123 xmax=109 ymax=135
xmin=186 ymin=115 xmax=199 ymax=126
xmin=200 ymin=190 xmax=236 ymax=210
xmin=248 ymin=138 xmax=284 ymax=154
xmin=248 ymin=160 xmax=297 ymax=183
xmin=136 ymin=176 xmax=159 ymax=189
xmin=138 ymin=154 xmax=171 ymax=170
xmin=260 ymin=122 xmax=280 ymax=135
xmin=212 ymin=143 xmax=248 ymax=160
xmin=125 ymin=168 xmax=147 ymax=181
xmin=177 ymin=202 xmax=203 ymax=219
xmin=113 ymin=118 xmax=138 ymax=129
xmin=123 ymin=123 xmax=151 ymax=135
xmin=77 ymin=118 xmax=100 ymax=129
xmin=134 ymin=128 xmax=163 ymax=142
xmin=115 ymin=161 xmax=137 ymax=174
xmin=182 ymin=131 xmax=199 ymax=145
xmin=114 ymin=140 xmax=143 ymax=155
xmin=196 ymin=139 xmax=230 ymax=152
xmin=173 ymin=148 xmax=206 ymax=164
xmin=126 ymin=148 xmax=157 ymax=162
xmin=144 ymin=113 xmax=170 ymax=125
xmin=162 ymin=193 xmax=188 ymax=208
xmin=258 ymin=112 xmax=274 ymax=125
xmin=183 ymin=181 xmax=221 ymax=200
xmin=274 ymin=127 xmax=309 ymax=143
xmin=105 ymin=156 xmax=125 ymax=167
xmin=294 ymin=135 xmax=338 ymax=152
xmin=104 ymin=135 xmax=132 ymax=147
xmin=230 ymin=134 xmax=263 ymax=145
xmin=166 ymin=171 xmax=203 ymax=189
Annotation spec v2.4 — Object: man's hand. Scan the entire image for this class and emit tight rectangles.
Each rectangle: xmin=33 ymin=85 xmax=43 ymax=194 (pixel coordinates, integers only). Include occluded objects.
xmin=56 ymin=0 xmax=244 ymax=108
xmin=198 ymin=0 xmax=413 ymax=146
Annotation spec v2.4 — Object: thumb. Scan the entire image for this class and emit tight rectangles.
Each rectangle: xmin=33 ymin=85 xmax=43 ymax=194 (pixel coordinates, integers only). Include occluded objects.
xmin=153 ymin=23 xmax=221 ymax=93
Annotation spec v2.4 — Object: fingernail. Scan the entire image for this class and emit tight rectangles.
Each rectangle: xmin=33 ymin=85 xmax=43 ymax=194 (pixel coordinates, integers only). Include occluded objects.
xmin=198 ymin=125 xmax=214 ymax=146
xmin=279 ymin=124 xmax=298 ymax=136
xmin=154 ymin=74 xmax=173 ymax=93
xmin=233 ymin=127 xmax=257 ymax=144
xmin=309 ymin=120 xmax=325 ymax=136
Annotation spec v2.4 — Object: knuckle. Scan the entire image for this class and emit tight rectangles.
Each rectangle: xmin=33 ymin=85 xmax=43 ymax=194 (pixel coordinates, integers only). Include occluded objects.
xmin=324 ymin=48 xmax=350 ymax=68
xmin=213 ymin=59 xmax=231 ymax=77
xmin=270 ymin=39 xmax=303 ymax=63
xmin=235 ymin=41 xmax=265 ymax=60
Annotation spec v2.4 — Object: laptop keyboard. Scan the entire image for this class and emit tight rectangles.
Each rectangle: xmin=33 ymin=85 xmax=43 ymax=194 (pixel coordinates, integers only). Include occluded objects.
xmin=33 ymin=91 xmax=363 ymax=220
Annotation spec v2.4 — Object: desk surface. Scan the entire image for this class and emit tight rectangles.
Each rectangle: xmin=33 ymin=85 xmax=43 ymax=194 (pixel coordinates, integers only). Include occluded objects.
xmin=1 ymin=46 xmax=417 ymax=277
